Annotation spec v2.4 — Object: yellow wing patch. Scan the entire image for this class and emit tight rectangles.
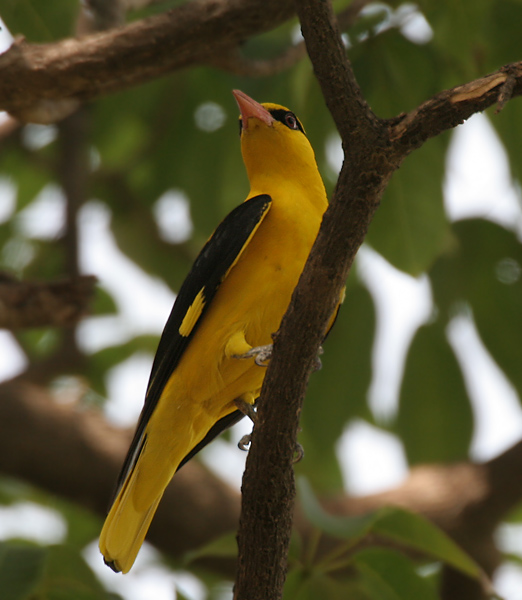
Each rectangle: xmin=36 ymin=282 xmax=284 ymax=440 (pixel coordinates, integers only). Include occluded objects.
xmin=178 ymin=288 xmax=206 ymax=337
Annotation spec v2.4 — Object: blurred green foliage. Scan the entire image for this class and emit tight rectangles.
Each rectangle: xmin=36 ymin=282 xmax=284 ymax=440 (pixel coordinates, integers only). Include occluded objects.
xmin=1 ymin=0 xmax=522 ymax=598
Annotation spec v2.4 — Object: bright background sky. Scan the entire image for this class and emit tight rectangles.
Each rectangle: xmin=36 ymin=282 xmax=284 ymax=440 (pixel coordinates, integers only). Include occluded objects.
xmin=1 ymin=11 xmax=522 ymax=600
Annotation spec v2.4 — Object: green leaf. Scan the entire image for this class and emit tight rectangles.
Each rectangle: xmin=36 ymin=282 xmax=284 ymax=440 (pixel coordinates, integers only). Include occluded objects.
xmin=370 ymin=508 xmax=480 ymax=579
xmin=366 ymin=135 xmax=451 ymax=275
xmin=90 ymin=286 xmax=118 ymax=317
xmin=417 ymin=0 xmax=491 ymax=80
xmin=184 ymin=531 xmax=237 ymax=564
xmin=396 ymin=321 xmax=473 ymax=464
xmin=430 ymin=219 xmax=522 ymax=396
xmin=482 ymin=0 xmax=522 ymax=70
xmin=35 ymin=545 xmax=109 ymax=600
xmin=299 ymin=478 xmax=379 ymax=544
xmin=350 ymin=28 xmax=447 ymax=117
xmin=298 ymin=479 xmax=481 ymax=579
xmin=284 ymin=567 xmax=370 ymax=600
xmin=353 ymin=548 xmax=439 ymax=600
xmin=1 ymin=1 xmax=77 ymax=41
xmin=0 ymin=542 xmax=46 ymax=600
xmin=356 ymin=561 xmax=403 ymax=600
xmin=16 ymin=327 xmax=60 ymax=360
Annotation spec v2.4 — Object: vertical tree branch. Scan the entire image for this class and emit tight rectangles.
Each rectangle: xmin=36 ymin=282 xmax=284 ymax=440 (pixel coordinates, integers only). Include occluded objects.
xmin=234 ymin=1 xmax=397 ymax=599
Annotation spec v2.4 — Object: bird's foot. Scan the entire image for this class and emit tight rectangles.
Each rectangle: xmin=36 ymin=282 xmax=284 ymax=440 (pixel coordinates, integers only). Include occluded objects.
xmin=234 ymin=398 xmax=257 ymax=452
xmin=238 ymin=433 xmax=252 ymax=452
xmin=238 ymin=435 xmax=304 ymax=460
xmin=293 ymin=442 xmax=305 ymax=463
xmin=234 ymin=397 xmax=257 ymax=423
xmin=233 ymin=394 xmax=305 ymax=461
xmin=234 ymin=343 xmax=273 ymax=367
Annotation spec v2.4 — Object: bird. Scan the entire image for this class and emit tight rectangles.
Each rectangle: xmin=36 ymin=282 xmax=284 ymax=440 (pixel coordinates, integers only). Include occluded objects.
xmin=99 ymin=89 xmax=338 ymax=574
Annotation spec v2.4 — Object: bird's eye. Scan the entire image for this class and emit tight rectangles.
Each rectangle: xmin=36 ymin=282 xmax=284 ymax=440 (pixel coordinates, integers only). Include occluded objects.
xmin=238 ymin=118 xmax=243 ymax=135
xmin=284 ymin=113 xmax=298 ymax=130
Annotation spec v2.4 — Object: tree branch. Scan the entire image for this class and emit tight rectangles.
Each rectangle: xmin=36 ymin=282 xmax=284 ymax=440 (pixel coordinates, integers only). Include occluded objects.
xmin=0 ymin=274 xmax=97 ymax=329
xmin=388 ymin=62 xmax=522 ymax=157
xmin=234 ymin=1 xmax=392 ymax=598
xmin=0 ymin=0 xmax=295 ymax=121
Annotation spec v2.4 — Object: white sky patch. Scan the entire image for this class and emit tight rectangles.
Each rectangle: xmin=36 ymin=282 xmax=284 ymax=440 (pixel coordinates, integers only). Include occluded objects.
xmin=0 ymin=502 xmax=67 ymax=544
xmin=0 ymin=16 xmax=14 ymax=54
xmin=397 ymin=4 xmax=433 ymax=44
xmin=153 ymin=190 xmax=193 ymax=244
xmin=16 ymin=184 xmax=66 ymax=240
xmin=21 ymin=124 xmax=58 ymax=151
xmin=77 ymin=201 xmax=175 ymax=354
xmin=84 ymin=541 xmax=206 ymax=600
xmin=290 ymin=22 xmax=304 ymax=45
xmin=444 ymin=113 xmax=522 ymax=232
xmin=325 ymin=132 xmax=342 ymax=179
xmin=447 ymin=314 xmax=522 ymax=461
xmin=104 ymin=352 xmax=154 ymax=428
xmin=361 ymin=3 xmax=393 ymax=35
xmin=0 ymin=331 xmax=27 ymax=382
xmin=1 ymin=237 xmax=36 ymax=273
xmin=337 ymin=419 xmax=408 ymax=495
xmin=0 ymin=177 xmax=16 ymax=223
xmin=495 ymin=524 xmax=522 ymax=600
xmin=494 ymin=563 xmax=522 ymax=600
xmin=497 ymin=523 xmax=522 ymax=558
xmin=194 ymin=102 xmax=227 ymax=133
xmin=357 ymin=246 xmax=433 ymax=420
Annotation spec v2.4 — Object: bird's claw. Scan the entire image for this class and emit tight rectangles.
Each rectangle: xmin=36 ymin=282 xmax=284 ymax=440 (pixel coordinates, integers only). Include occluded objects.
xmin=238 ymin=433 xmax=252 ymax=451
xmin=234 ymin=344 xmax=273 ymax=367
xmin=234 ymin=398 xmax=257 ymax=423
xmin=238 ymin=435 xmax=304 ymax=462
xmin=293 ymin=442 xmax=305 ymax=463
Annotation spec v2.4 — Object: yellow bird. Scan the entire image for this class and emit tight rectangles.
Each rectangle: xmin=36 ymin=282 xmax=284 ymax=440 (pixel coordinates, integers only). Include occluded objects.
xmin=99 ymin=90 xmax=335 ymax=573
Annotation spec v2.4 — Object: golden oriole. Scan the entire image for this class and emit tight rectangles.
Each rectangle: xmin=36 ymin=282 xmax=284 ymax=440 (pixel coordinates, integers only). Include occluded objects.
xmin=99 ymin=90 xmax=335 ymax=573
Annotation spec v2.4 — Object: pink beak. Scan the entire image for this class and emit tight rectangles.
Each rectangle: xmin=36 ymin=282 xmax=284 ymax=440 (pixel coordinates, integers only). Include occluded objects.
xmin=233 ymin=89 xmax=274 ymax=129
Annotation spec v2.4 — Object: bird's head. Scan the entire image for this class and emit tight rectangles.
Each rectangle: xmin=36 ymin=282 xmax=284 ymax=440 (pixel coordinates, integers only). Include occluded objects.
xmin=232 ymin=90 xmax=322 ymax=193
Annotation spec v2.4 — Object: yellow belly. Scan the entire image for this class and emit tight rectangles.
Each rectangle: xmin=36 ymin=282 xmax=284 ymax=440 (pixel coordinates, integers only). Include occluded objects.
xmin=142 ymin=186 xmax=325 ymax=482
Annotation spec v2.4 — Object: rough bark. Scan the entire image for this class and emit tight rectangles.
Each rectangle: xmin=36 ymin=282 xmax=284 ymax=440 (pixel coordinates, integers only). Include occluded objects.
xmin=0 ymin=0 xmax=295 ymax=121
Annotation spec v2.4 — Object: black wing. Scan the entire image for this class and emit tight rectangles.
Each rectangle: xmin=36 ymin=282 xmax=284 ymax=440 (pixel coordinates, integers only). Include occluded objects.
xmin=111 ymin=195 xmax=272 ymax=499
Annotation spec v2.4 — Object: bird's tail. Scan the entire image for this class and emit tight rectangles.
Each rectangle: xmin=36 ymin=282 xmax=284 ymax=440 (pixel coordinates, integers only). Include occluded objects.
xmin=98 ymin=463 xmax=165 ymax=574
xmin=99 ymin=428 xmax=183 ymax=574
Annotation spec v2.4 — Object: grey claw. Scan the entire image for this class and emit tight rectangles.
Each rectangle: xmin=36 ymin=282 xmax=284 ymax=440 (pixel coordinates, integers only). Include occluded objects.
xmin=293 ymin=443 xmax=305 ymax=463
xmin=238 ymin=434 xmax=252 ymax=451
xmin=234 ymin=344 xmax=273 ymax=367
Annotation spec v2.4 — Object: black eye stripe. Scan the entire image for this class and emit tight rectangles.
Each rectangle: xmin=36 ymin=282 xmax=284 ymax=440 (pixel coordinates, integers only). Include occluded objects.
xmin=269 ymin=109 xmax=304 ymax=133
xmin=238 ymin=110 xmax=304 ymax=135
